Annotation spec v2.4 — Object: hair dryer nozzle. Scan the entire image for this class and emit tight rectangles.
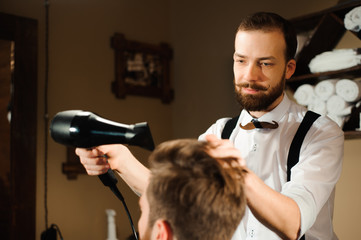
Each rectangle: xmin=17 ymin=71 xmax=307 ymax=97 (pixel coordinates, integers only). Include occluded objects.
xmin=50 ymin=110 xmax=83 ymax=147
xmin=130 ymin=123 xmax=155 ymax=151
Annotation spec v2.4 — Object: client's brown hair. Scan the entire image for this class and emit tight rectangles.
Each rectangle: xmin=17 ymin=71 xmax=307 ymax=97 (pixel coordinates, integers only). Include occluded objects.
xmin=146 ymin=139 xmax=246 ymax=240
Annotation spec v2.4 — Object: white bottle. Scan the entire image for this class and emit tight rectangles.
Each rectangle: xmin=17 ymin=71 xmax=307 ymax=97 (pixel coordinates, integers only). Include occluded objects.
xmin=106 ymin=209 xmax=118 ymax=240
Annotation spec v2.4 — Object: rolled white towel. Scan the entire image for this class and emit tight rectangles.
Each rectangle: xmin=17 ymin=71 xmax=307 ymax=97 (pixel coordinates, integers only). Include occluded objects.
xmin=344 ymin=6 xmax=361 ymax=32
xmin=308 ymin=49 xmax=361 ymax=73
xmin=326 ymin=94 xmax=352 ymax=116
xmin=294 ymin=84 xmax=315 ymax=106
xmin=314 ymin=79 xmax=338 ymax=101
xmin=335 ymin=79 xmax=361 ymax=102
xmin=308 ymin=97 xmax=327 ymax=116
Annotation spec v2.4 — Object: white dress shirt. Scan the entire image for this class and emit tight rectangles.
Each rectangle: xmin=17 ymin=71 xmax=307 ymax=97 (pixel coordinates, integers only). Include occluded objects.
xmin=199 ymin=93 xmax=344 ymax=240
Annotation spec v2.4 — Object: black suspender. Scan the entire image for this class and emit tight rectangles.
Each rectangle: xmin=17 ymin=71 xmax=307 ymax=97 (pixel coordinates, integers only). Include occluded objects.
xmin=221 ymin=111 xmax=320 ymax=240
xmin=286 ymin=111 xmax=320 ymax=240
xmin=287 ymin=111 xmax=320 ymax=181
xmin=221 ymin=115 xmax=239 ymax=139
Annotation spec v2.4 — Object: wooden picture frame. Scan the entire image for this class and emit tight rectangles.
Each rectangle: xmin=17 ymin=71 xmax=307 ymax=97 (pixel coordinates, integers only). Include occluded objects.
xmin=62 ymin=147 xmax=86 ymax=180
xmin=111 ymin=33 xmax=174 ymax=103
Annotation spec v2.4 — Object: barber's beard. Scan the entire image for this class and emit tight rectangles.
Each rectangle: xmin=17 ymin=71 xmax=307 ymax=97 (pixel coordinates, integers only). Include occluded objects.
xmin=234 ymin=73 xmax=285 ymax=111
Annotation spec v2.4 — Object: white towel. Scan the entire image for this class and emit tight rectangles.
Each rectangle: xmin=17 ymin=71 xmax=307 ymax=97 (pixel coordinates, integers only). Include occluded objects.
xmin=314 ymin=79 xmax=338 ymax=101
xmin=344 ymin=6 xmax=361 ymax=32
xmin=308 ymin=49 xmax=361 ymax=73
xmin=308 ymin=97 xmax=327 ymax=116
xmin=335 ymin=79 xmax=361 ymax=102
xmin=294 ymin=84 xmax=315 ymax=106
xmin=326 ymin=95 xmax=352 ymax=116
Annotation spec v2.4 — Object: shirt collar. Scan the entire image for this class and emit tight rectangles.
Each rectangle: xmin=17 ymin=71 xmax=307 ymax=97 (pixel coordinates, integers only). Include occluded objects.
xmin=239 ymin=92 xmax=291 ymax=125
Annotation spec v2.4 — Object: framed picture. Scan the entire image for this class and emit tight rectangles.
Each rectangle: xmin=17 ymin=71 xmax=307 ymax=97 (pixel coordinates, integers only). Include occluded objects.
xmin=62 ymin=147 xmax=86 ymax=180
xmin=111 ymin=33 xmax=174 ymax=103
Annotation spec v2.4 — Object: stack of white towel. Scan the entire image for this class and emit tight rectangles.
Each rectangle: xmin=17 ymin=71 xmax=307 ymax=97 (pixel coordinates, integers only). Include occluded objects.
xmin=294 ymin=79 xmax=361 ymax=128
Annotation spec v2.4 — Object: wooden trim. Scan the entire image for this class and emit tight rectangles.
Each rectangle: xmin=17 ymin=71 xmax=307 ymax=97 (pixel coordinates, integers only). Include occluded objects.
xmin=0 ymin=12 xmax=37 ymax=239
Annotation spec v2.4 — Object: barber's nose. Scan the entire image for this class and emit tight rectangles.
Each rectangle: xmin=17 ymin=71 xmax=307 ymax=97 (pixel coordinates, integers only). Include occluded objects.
xmin=244 ymin=63 xmax=260 ymax=81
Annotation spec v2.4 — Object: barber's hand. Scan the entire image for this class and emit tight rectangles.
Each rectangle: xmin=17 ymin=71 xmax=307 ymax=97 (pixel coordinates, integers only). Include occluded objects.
xmin=205 ymin=134 xmax=246 ymax=167
xmin=75 ymin=144 xmax=132 ymax=176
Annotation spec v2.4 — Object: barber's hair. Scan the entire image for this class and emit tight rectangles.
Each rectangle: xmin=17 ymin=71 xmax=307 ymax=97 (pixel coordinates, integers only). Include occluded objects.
xmin=146 ymin=139 xmax=246 ymax=240
xmin=237 ymin=12 xmax=297 ymax=61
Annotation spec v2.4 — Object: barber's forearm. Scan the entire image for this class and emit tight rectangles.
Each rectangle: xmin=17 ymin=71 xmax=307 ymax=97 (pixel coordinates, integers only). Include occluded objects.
xmin=95 ymin=144 xmax=150 ymax=196
xmin=116 ymin=158 xmax=150 ymax=196
xmin=245 ymin=170 xmax=300 ymax=240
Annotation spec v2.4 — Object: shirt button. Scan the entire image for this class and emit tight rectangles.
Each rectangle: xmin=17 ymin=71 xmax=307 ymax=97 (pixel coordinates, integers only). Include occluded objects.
xmin=252 ymin=144 xmax=257 ymax=152
xmin=250 ymin=229 xmax=255 ymax=238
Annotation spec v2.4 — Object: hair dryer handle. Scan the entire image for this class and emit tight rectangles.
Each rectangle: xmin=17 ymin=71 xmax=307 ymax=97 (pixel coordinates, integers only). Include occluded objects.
xmin=98 ymin=169 xmax=118 ymax=187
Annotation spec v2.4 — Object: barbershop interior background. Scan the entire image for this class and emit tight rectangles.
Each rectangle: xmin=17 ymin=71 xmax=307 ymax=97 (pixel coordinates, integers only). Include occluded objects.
xmin=1 ymin=0 xmax=361 ymax=239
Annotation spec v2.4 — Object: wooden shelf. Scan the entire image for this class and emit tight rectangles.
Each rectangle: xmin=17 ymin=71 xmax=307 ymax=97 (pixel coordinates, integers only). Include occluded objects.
xmin=290 ymin=1 xmax=361 ymax=31
xmin=344 ymin=131 xmax=361 ymax=140
xmin=289 ymin=65 xmax=361 ymax=82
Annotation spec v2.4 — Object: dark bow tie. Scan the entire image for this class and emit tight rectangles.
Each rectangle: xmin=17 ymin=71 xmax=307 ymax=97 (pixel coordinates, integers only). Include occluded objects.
xmin=240 ymin=119 xmax=278 ymax=130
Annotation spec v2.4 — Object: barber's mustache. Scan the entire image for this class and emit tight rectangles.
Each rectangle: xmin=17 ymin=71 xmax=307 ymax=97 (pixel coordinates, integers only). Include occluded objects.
xmin=235 ymin=83 xmax=270 ymax=91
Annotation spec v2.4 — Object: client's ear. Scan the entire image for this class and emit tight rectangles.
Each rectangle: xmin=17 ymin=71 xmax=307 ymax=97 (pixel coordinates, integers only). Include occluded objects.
xmin=154 ymin=219 xmax=173 ymax=240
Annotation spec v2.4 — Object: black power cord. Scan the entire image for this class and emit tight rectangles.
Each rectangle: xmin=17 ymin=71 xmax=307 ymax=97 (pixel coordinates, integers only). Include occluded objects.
xmin=41 ymin=224 xmax=64 ymax=240
xmin=99 ymin=169 xmax=139 ymax=240
xmin=43 ymin=1 xmax=64 ymax=238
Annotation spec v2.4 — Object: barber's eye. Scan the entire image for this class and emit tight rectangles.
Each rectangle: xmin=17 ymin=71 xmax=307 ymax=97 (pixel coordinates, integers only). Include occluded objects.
xmin=261 ymin=62 xmax=273 ymax=67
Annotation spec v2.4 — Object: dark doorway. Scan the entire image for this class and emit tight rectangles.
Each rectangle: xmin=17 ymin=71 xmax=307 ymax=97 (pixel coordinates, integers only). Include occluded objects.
xmin=0 ymin=12 xmax=37 ymax=240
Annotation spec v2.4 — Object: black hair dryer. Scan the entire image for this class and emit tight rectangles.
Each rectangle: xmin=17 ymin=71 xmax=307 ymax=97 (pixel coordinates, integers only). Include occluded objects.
xmin=50 ymin=110 xmax=155 ymax=151
xmin=49 ymin=110 xmax=151 ymax=240
xmin=49 ymin=110 xmax=155 ymax=186
xmin=49 ymin=109 xmax=155 ymax=186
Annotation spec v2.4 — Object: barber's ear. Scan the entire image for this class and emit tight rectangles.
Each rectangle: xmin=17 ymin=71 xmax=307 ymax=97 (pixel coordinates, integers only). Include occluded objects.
xmin=285 ymin=59 xmax=296 ymax=80
xmin=154 ymin=219 xmax=173 ymax=240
